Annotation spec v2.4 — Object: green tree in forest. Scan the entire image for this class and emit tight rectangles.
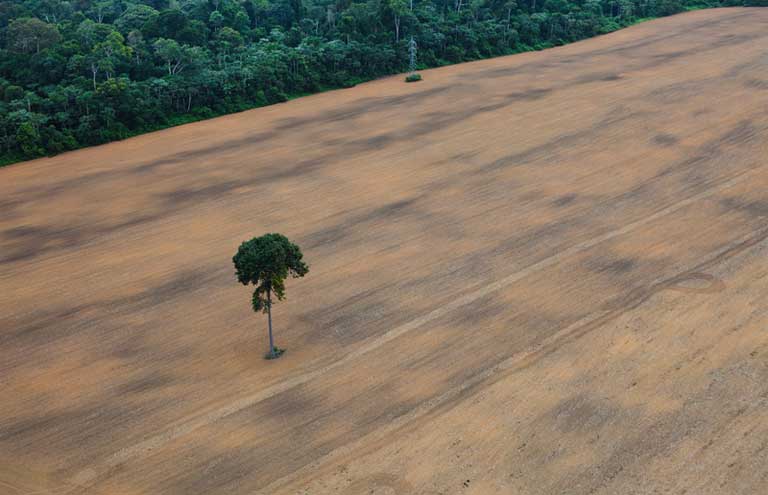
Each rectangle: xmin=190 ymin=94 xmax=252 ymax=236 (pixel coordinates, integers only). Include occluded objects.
xmin=233 ymin=233 xmax=309 ymax=359
xmin=92 ymin=31 xmax=133 ymax=81
xmin=115 ymin=4 xmax=160 ymax=33
xmin=6 ymin=17 xmax=60 ymax=53
xmin=389 ymin=0 xmax=408 ymax=42
xmin=153 ymin=38 xmax=189 ymax=74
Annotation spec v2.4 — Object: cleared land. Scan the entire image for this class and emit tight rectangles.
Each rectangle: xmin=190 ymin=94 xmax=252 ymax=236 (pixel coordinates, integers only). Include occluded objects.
xmin=3 ymin=8 xmax=768 ymax=494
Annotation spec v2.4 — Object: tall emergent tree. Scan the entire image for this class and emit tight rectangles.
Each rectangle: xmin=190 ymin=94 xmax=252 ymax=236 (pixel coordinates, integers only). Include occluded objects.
xmin=233 ymin=233 xmax=309 ymax=359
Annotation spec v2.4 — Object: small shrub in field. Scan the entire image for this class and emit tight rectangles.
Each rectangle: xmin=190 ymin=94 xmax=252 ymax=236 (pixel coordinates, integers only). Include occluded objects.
xmin=405 ymin=73 xmax=422 ymax=83
xmin=265 ymin=347 xmax=285 ymax=360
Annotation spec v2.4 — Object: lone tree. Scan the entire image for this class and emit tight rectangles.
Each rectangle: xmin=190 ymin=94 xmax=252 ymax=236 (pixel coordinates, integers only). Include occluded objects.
xmin=233 ymin=233 xmax=309 ymax=359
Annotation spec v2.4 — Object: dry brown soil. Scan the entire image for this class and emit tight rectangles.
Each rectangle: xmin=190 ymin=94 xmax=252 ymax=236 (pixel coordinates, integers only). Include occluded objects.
xmin=2 ymin=8 xmax=768 ymax=494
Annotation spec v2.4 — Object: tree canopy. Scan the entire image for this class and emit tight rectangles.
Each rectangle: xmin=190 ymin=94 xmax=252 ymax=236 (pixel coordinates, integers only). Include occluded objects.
xmin=0 ymin=0 xmax=752 ymax=165
xmin=233 ymin=232 xmax=309 ymax=313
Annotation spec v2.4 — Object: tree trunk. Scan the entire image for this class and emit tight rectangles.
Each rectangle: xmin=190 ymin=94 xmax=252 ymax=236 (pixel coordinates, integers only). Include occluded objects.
xmin=267 ymin=288 xmax=275 ymax=358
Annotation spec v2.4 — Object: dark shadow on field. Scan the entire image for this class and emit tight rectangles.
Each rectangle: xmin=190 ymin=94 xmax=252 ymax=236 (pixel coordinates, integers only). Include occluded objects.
xmin=550 ymin=394 xmax=621 ymax=434
xmin=720 ymin=197 xmax=768 ymax=218
xmin=300 ymin=196 xmax=423 ymax=250
xmin=0 ymin=213 xmax=165 ymax=264
xmin=160 ymin=382 xmax=329 ymax=495
xmin=0 ymin=398 xmax=167 ymax=461
xmin=548 ymin=360 xmax=768 ymax=494
xmin=586 ymin=257 xmax=638 ymax=276
xmin=138 ymin=89 xmax=455 ymax=173
xmin=298 ymin=282 xmax=401 ymax=345
xmin=744 ymin=78 xmax=768 ymax=90
xmin=652 ymin=133 xmax=678 ymax=146
xmin=477 ymin=107 xmax=650 ymax=173
xmin=0 ymin=267 xmax=218 ymax=350
xmin=273 ymin=86 xmax=453 ymax=131
xmin=116 ymin=374 xmax=176 ymax=396
xmin=552 ymin=193 xmax=578 ymax=207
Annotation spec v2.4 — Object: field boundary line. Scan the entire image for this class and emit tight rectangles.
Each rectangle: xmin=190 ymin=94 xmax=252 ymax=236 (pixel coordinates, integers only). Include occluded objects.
xmin=71 ymin=167 xmax=755 ymax=487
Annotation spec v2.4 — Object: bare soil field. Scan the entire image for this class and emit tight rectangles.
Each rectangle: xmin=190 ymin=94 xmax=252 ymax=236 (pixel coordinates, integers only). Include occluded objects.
xmin=3 ymin=7 xmax=768 ymax=494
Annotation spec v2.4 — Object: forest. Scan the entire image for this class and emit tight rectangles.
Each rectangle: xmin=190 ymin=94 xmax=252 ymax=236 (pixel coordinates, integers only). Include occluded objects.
xmin=0 ymin=0 xmax=759 ymax=164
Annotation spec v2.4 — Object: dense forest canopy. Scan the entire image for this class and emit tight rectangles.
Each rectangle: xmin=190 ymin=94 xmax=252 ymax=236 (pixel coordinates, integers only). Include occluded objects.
xmin=0 ymin=0 xmax=761 ymax=164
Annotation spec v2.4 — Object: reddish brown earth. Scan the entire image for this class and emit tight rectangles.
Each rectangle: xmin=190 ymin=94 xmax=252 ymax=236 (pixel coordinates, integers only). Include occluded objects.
xmin=3 ymin=8 xmax=768 ymax=494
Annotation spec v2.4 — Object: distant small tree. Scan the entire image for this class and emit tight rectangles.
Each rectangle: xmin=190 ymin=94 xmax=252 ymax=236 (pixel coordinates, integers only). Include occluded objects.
xmin=233 ymin=233 xmax=309 ymax=359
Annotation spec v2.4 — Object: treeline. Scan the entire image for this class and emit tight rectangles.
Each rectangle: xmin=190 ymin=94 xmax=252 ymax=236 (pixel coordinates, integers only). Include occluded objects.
xmin=0 ymin=0 xmax=757 ymax=164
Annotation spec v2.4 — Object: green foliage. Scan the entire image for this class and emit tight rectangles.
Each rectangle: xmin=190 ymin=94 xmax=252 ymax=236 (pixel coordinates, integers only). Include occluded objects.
xmin=405 ymin=73 xmax=422 ymax=82
xmin=233 ymin=233 xmax=309 ymax=313
xmin=0 ymin=0 xmax=739 ymax=164
xmin=6 ymin=17 xmax=60 ymax=54
xmin=115 ymin=4 xmax=160 ymax=33
xmin=265 ymin=347 xmax=286 ymax=359
xmin=4 ymin=85 xmax=23 ymax=101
